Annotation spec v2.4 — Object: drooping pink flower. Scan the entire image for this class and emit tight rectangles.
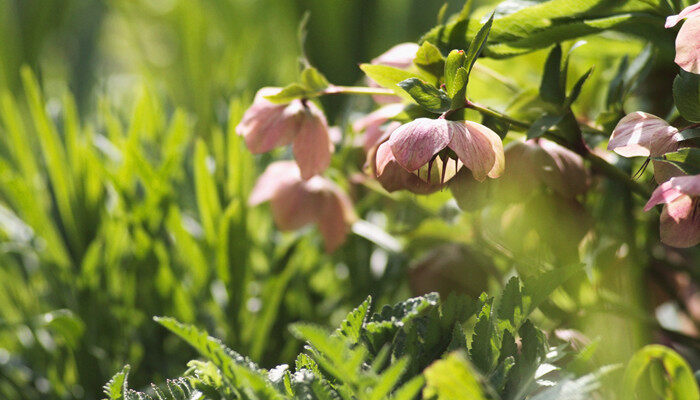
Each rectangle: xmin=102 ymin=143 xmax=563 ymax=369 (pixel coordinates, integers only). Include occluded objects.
xmin=608 ymin=112 xmax=683 ymax=158
xmin=666 ymin=3 xmax=700 ymax=73
xmin=644 ymin=174 xmax=700 ymax=248
xmin=501 ymin=139 xmax=588 ymax=199
xmin=236 ymin=88 xmax=333 ymax=179
xmin=369 ymin=43 xmax=419 ymax=104
xmin=249 ymin=161 xmax=356 ymax=252
xmin=377 ymin=118 xmax=504 ymax=183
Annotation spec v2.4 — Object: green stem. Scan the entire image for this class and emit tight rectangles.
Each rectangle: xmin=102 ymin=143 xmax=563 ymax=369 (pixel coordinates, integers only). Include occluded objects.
xmin=321 ymin=85 xmax=394 ymax=96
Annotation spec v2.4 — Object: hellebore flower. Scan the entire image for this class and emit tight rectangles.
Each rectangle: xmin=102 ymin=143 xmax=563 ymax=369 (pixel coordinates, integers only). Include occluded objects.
xmin=666 ymin=3 xmax=700 ymax=73
xmin=644 ymin=174 xmax=700 ymax=248
xmin=608 ymin=112 xmax=683 ymax=158
xmin=352 ymin=103 xmax=405 ymax=151
xmin=249 ymin=161 xmax=356 ymax=252
xmin=369 ymin=43 xmax=419 ymax=104
xmin=236 ymin=87 xmax=333 ymax=179
xmin=366 ymin=122 xmax=443 ymax=194
xmin=501 ymin=139 xmax=588 ymax=199
xmin=377 ymin=118 xmax=504 ymax=184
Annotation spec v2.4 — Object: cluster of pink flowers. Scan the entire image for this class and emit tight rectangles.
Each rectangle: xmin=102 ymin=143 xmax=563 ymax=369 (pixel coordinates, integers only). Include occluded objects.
xmin=610 ymin=112 xmax=700 ymax=248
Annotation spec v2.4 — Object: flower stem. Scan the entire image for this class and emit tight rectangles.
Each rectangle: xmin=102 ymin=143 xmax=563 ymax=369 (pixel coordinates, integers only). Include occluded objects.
xmin=321 ymin=85 xmax=395 ymax=96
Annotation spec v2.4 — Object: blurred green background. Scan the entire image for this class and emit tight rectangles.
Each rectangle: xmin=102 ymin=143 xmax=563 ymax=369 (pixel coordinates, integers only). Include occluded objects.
xmin=0 ymin=0 xmax=692 ymax=399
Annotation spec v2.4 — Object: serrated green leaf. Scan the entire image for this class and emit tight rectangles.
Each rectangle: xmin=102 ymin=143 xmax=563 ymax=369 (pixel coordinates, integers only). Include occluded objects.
xmin=393 ymin=375 xmax=425 ymax=400
xmin=445 ymin=50 xmax=466 ymax=95
xmin=414 ymin=41 xmax=445 ymax=84
xmin=469 ymin=297 xmax=497 ymax=374
xmin=360 ymin=64 xmax=422 ymax=102
xmin=464 ymin=13 xmax=493 ymax=76
xmin=673 ymin=70 xmax=700 ymax=122
xmin=369 ymin=357 xmax=408 ymax=400
xmin=103 ymin=365 xmax=130 ymax=400
xmin=364 ymin=293 xmax=440 ymax=352
xmin=336 ymin=296 xmax=371 ymax=343
xmin=155 ymin=317 xmax=284 ymax=399
xmin=496 ymin=277 xmax=523 ymax=331
xmin=423 ymin=352 xmax=487 ymax=400
xmin=397 ymin=78 xmax=451 ymax=113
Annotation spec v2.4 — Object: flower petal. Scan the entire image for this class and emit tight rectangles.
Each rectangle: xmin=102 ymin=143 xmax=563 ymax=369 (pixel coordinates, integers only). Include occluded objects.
xmin=644 ymin=180 xmax=685 ymax=211
xmin=608 ymin=112 xmax=681 ymax=157
xmin=670 ymin=174 xmax=700 ymax=197
xmin=676 ymin=16 xmax=700 ymax=74
xmin=666 ymin=3 xmax=700 ymax=28
xmin=292 ymin=102 xmax=333 ymax=180
xmin=374 ymin=142 xmax=441 ymax=194
xmin=539 ymin=138 xmax=588 ymax=198
xmin=317 ymin=187 xmax=356 ymax=253
xmin=448 ymin=121 xmax=504 ymax=181
xmin=236 ymin=88 xmax=302 ymax=154
xmin=371 ymin=42 xmax=420 ymax=69
xmin=659 ymin=201 xmax=700 ymax=248
xmin=248 ymin=161 xmax=301 ymax=205
xmin=353 ymin=104 xmax=404 ymax=151
xmin=270 ymin=181 xmax=322 ymax=230
xmin=388 ymin=118 xmax=452 ymax=172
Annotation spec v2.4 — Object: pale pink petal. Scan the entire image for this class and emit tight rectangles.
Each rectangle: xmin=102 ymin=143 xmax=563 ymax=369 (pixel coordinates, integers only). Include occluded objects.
xmin=374 ymin=142 xmax=440 ymax=194
xmin=248 ymin=161 xmax=301 ymax=205
xmin=659 ymin=201 xmax=700 ymax=248
xmin=353 ymin=104 xmax=404 ymax=151
xmin=317 ymin=187 xmax=356 ymax=253
xmin=270 ymin=181 xmax=322 ymax=230
xmin=388 ymin=118 xmax=452 ymax=172
xmin=676 ymin=16 xmax=700 ymax=74
xmin=608 ymin=112 xmax=681 ymax=157
xmin=666 ymin=3 xmax=700 ymax=28
xmin=448 ymin=121 xmax=504 ymax=181
xmin=539 ymin=138 xmax=588 ymax=198
xmin=375 ymin=142 xmax=396 ymax=177
xmin=236 ymin=88 xmax=302 ymax=154
xmin=670 ymin=174 xmax=700 ymax=197
xmin=644 ymin=180 xmax=685 ymax=211
xmin=371 ymin=43 xmax=420 ymax=69
xmin=292 ymin=102 xmax=333 ymax=180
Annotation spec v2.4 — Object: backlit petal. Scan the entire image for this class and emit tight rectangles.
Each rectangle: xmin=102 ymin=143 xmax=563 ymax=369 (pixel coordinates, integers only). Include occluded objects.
xmin=292 ymin=102 xmax=333 ymax=180
xmin=248 ymin=161 xmax=301 ymax=205
xmin=666 ymin=3 xmax=700 ymax=28
xmin=659 ymin=201 xmax=700 ymax=248
xmin=448 ymin=121 xmax=504 ymax=181
xmin=236 ymin=88 xmax=302 ymax=154
xmin=676 ymin=16 xmax=700 ymax=74
xmin=609 ymin=112 xmax=681 ymax=157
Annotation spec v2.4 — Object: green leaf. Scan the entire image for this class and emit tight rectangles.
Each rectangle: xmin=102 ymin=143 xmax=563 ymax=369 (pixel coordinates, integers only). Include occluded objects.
xmin=623 ymin=345 xmax=699 ymax=400
xmin=673 ymin=70 xmax=700 ymax=122
xmin=369 ymin=357 xmax=408 ymax=400
xmin=364 ymin=293 xmax=440 ymax=352
xmin=496 ymin=277 xmax=523 ymax=331
xmin=653 ymin=148 xmax=700 ymax=175
xmin=540 ymin=45 xmax=564 ymax=104
xmin=103 ymin=365 xmax=130 ymax=400
xmin=392 ymin=376 xmax=425 ymax=400
xmin=445 ymin=50 xmax=466 ymax=97
xmin=564 ymin=67 xmax=594 ymax=108
xmin=522 ymin=264 xmax=582 ymax=316
xmin=504 ymin=320 xmax=548 ymax=399
xmin=360 ymin=64 xmax=422 ymax=102
xmin=423 ymin=352 xmax=487 ymax=400
xmin=301 ymin=67 xmax=330 ymax=91
xmin=155 ymin=317 xmax=284 ymax=399
xmin=469 ymin=295 xmax=497 ymax=374
xmin=194 ymin=139 xmax=222 ymax=245
xmin=530 ymin=365 xmax=619 ymax=400
xmin=264 ymin=83 xmax=311 ymax=103
xmin=398 ymin=78 xmax=451 ymax=113
xmin=414 ymin=41 xmax=445 ymax=83
xmin=481 ymin=114 xmax=510 ymax=139
xmin=526 ymin=114 xmax=564 ymax=140
xmin=449 ymin=68 xmax=468 ymax=109
xmin=464 ymin=13 xmax=494 ymax=76
xmin=335 ymin=296 xmax=371 ymax=343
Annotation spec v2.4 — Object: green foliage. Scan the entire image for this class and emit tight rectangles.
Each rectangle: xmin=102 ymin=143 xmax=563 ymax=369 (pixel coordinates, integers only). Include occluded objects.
xmin=673 ymin=70 xmax=700 ymax=123
xmin=623 ymin=345 xmax=699 ymax=400
xmin=397 ymin=78 xmax=451 ymax=113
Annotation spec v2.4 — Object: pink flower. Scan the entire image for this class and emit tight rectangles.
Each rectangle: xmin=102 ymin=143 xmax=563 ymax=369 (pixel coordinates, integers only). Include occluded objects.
xmin=644 ymin=174 xmax=700 ymax=248
xmin=502 ymin=139 xmax=588 ymax=199
xmin=369 ymin=43 xmax=419 ymax=104
xmin=666 ymin=3 xmax=700 ymax=73
xmin=608 ymin=112 xmax=682 ymax=158
xmin=249 ymin=161 xmax=356 ymax=252
xmin=236 ymin=87 xmax=333 ymax=179
xmin=377 ymin=118 xmax=504 ymax=184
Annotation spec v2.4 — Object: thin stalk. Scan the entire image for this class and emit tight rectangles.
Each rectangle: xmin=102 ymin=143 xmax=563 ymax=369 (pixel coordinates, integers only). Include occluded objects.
xmin=321 ymin=85 xmax=394 ymax=96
